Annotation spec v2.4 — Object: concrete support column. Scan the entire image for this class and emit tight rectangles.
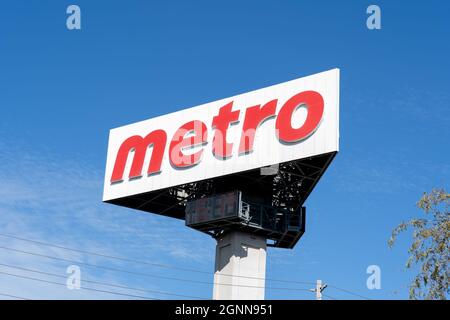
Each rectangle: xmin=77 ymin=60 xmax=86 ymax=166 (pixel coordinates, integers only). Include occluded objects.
xmin=213 ymin=230 xmax=266 ymax=300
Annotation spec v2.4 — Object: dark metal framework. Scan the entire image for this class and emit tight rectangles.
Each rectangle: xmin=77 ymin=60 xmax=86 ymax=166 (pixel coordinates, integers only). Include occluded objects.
xmin=106 ymin=152 xmax=336 ymax=246
xmin=185 ymin=190 xmax=307 ymax=249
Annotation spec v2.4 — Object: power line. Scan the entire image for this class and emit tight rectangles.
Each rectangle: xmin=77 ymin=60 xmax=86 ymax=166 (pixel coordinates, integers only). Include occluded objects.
xmin=0 ymin=262 xmax=206 ymax=300
xmin=322 ymin=293 xmax=338 ymax=300
xmin=0 ymin=270 xmax=158 ymax=300
xmin=0 ymin=233 xmax=372 ymax=299
xmin=327 ymin=284 xmax=371 ymax=300
xmin=0 ymin=245 xmax=206 ymax=286
xmin=0 ymin=292 xmax=31 ymax=300
xmin=0 ymin=233 xmax=201 ymax=273
xmin=0 ymin=233 xmax=315 ymax=285
xmin=2 ymin=233 xmax=311 ymax=285
xmin=0 ymin=245 xmax=313 ymax=293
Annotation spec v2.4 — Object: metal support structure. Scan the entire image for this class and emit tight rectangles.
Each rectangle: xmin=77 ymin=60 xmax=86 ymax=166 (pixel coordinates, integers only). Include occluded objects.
xmin=213 ymin=230 xmax=267 ymax=300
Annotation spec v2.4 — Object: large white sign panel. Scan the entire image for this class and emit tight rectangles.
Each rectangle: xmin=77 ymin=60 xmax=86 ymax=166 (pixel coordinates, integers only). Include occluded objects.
xmin=103 ymin=69 xmax=339 ymax=202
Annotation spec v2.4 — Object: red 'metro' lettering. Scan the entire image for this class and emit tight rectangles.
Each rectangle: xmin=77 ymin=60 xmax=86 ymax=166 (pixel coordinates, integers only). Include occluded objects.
xmin=110 ymin=129 xmax=167 ymax=183
xmin=169 ymin=120 xmax=208 ymax=168
xmin=110 ymin=90 xmax=324 ymax=183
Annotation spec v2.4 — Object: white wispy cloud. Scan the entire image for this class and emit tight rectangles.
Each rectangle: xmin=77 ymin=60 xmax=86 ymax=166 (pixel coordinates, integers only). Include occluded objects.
xmin=0 ymin=139 xmax=214 ymax=300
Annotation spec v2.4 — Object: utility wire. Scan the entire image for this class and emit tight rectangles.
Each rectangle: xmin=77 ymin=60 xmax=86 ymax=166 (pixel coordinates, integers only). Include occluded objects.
xmin=327 ymin=284 xmax=371 ymax=300
xmin=322 ymin=293 xmax=338 ymax=300
xmin=0 ymin=270 xmax=158 ymax=300
xmin=0 ymin=245 xmax=312 ymax=293
xmin=0 ymin=233 xmax=314 ymax=285
xmin=0 ymin=233 xmax=372 ymax=299
xmin=0 ymin=262 xmax=206 ymax=300
xmin=0 ymin=292 xmax=31 ymax=300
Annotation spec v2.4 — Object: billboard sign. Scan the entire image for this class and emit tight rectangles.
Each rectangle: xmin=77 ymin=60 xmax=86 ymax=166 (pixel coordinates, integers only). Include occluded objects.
xmin=103 ymin=69 xmax=339 ymax=202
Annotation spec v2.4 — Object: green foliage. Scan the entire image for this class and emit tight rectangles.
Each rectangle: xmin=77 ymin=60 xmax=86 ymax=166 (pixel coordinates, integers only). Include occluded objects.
xmin=389 ymin=188 xmax=449 ymax=300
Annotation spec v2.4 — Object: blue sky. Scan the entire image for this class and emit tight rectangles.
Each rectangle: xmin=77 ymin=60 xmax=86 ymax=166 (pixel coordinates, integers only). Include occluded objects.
xmin=0 ymin=0 xmax=449 ymax=300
